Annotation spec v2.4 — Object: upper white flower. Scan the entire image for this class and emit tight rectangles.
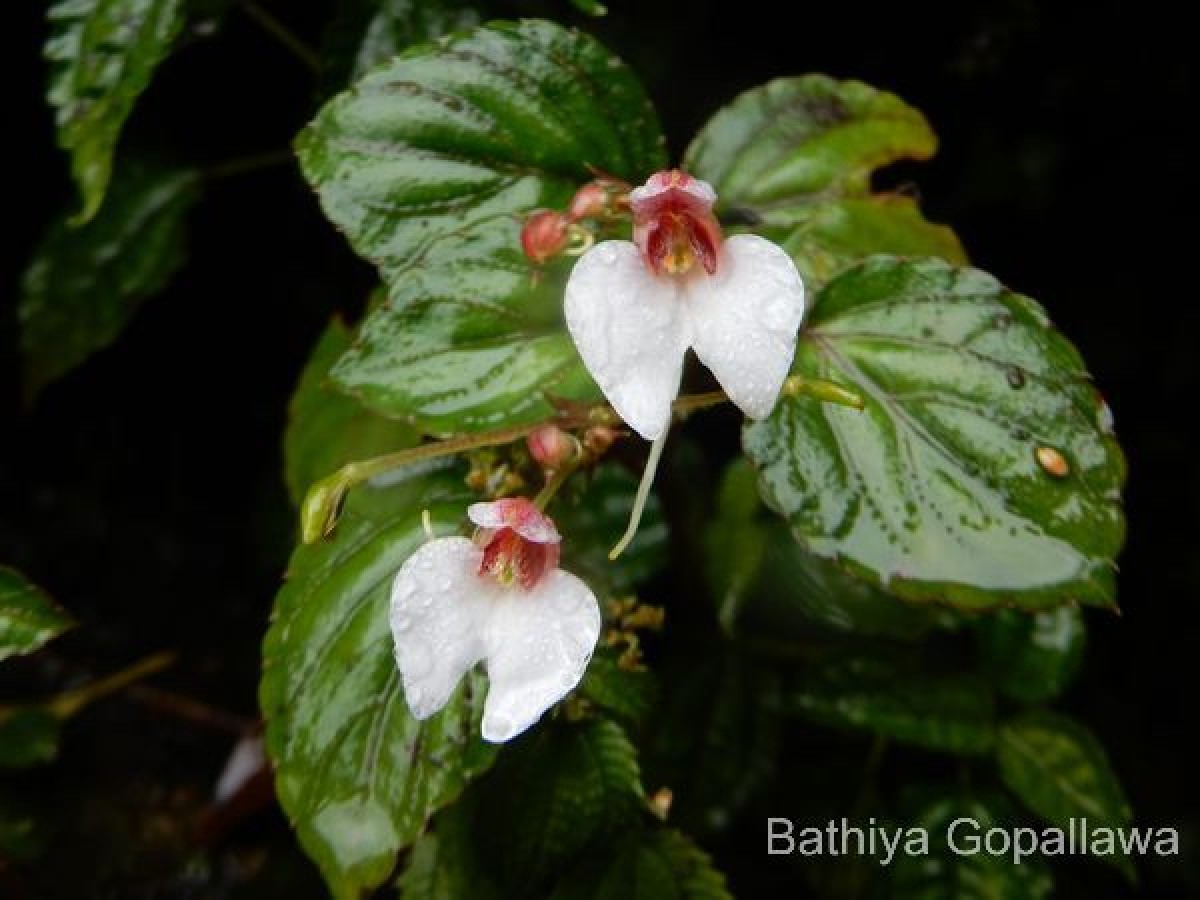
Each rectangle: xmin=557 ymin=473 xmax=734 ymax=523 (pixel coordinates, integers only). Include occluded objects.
xmin=564 ymin=170 xmax=806 ymax=441
xmin=389 ymin=497 xmax=601 ymax=743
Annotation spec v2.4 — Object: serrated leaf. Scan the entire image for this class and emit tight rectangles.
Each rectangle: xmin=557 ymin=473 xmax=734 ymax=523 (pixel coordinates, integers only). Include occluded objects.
xmin=46 ymin=0 xmax=186 ymax=222
xmin=551 ymin=828 xmax=731 ymax=900
xmin=996 ymin=711 xmax=1134 ymax=879
xmin=745 ymin=256 xmax=1126 ymax=610
xmin=260 ymin=478 xmax=497 ymax=900
xmin=396 ymin=800 xmax=501 ymax=900
xmin=0 ymin=708 xmax=64 ymax=769
xmin=555 ymin=464 xmax=668 ymax=597
xmin=890 ymin=792 xmax=1054 ymax=899
xmin=644 ymin=648 xmax=780 ymax=834
xmin=977 ymin=607 xmax=1085 ymax=703
xmin=284 ymin=318 xmax=418 ymax=506
xmin=475 ymin=720 xmax=644 ymax=889
xmin=684 ymin=76 xmax=964 ymax=286
xmin=785 ymin=656 xmax=995 ymax=754
xmin=19 ymin=164 xmax=198 ymax=400
xmin=297 ymin=19 xmax=666 ymax=433
xmin=0 ymin=567 xmax=73 ymax=662
xmin=321 ymin=0 xmax=480 ymax=93
xmin=704 ymin=460 xmax=936 ymax=639
xmin=577 ymin=649 xmax=658 ymax=727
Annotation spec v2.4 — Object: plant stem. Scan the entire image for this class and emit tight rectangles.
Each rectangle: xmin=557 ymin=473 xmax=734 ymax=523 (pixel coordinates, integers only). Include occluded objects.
xmin=240 ymin=2 xmax=320 ymax=71
xmin=47 ymin=652 xmax=175 ymax=719
xmin=204 ymin=150 xmax=293 ymax=182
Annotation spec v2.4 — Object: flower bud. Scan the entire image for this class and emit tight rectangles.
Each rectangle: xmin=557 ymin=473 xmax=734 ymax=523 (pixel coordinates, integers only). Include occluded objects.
xmin=568 ymin=182 xmax=609 ymax=221
xmin=527 ymin=425 xmax=578 ymax=470
xmin=520 ymin=210 xmax=571 ymax=264
xmin=582 ymin=424 xmax=619 ymax=456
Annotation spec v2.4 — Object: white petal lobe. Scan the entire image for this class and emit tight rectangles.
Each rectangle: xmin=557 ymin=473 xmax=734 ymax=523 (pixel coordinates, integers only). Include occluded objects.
xmin=480 ymin=570 xmax=601 ymax=742
xmin=565 ymin=241 xmax=690 ymax=440
xmin=389 ymin=537 xmax=490 ymax=721
xmin=686 ymin=234 xmax=806 ymax=419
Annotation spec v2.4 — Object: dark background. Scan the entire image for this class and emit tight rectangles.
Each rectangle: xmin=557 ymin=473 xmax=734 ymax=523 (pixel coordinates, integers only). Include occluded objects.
xmin=2 ymin=0 xmax=1196 ymax=896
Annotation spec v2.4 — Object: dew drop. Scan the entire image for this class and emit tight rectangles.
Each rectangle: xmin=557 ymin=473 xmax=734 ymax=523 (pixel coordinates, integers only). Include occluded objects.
xmin=404 ymin=641 xmax=433 ymax=677
xmin=1006 ymin=367 xmax=1026 ymax=389
xmin=1035 ymin=446 xmax=1070 ymax=478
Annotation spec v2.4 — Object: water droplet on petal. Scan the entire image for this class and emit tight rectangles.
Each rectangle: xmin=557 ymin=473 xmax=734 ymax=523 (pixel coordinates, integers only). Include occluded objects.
xmin=404 ymin=641 xmax=433 ymax=677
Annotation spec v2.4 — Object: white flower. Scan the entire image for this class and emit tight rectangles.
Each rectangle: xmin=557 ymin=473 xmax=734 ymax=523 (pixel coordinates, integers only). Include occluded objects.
xmin=389 ymin=497 xmax=601 ymax=743
xmin=564 ymin=170 xmax=806 ymax=441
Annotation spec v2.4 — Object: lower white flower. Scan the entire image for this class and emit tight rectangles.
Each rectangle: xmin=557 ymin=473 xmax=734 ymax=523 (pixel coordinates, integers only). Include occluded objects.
xmin=389 ymin=497 xmax=601 ymax=743
xmin=564 ymin=170 xmax=806 ymax=441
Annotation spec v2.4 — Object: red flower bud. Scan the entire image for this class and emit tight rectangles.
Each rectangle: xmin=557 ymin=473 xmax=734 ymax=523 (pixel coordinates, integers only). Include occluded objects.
xmin=520 ymin=210 xmax=571 ymax=264
xmin=527 ymin=425 xmax=578 ymax=470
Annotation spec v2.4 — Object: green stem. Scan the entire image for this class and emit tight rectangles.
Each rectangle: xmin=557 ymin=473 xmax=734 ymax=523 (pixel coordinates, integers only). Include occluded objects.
xmin=784 ymin=374 xmax=865 ymax=409
xmin=534 ymin=461 xmax=578 ymax=510
xmin=240 ymin=2 xmax=320 ymax=71
xmin=46 ymin=652 xmax=175 ymax=719
xmin=204 ymin=149 xmax=293 ymax=182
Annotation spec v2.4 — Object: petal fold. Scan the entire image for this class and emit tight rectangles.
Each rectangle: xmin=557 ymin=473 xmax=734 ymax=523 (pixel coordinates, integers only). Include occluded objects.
xmin=686 ymin=234 xmax=806 ymax=420
xmin=565 ymin=241 xmax=690 ymax=440
xmin=480 ymin=570 xmax=601 ymax=742
xmin=389 ymin=537 xmax=490 ymax=721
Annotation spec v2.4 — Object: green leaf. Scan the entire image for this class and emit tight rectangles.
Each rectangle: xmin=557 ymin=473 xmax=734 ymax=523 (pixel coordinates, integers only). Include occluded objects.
xmin=19 ymin=164 xmax=198 ymax=400
xmin=644 ymin=648 xmax=780 ymax=834
xmin=322 ymin=0 xmax=480 ymax=92
xmin=551 ymin=828 xmax=731 ymax=900
xmin=785 ymin=656 xmax=995 ymax=754
xmin=46 ymin=0 xmax=186 ymax=222
xmin=890 ymin=791 xmax=1054 ymax=899
xmin=996 ymin=711 xmax=1134 ymax=878
xmin=475 ymin=720 xmax=644 ymax=889
xmin=684 ymin=75 xmax=964 ymax=286
xmin=744 ymin=256 xmax=1126 ymax=610
xmin=260 ymin=477 xmax=496 ymax=900
xmin=395 ymin=800 xmax=501 ymax=900
xmin=555 ymin=464 xmax=669 ymax=597
xmin=577 ymin=649 xmax=658 ymax=727
xmin=0 ymin=567 xmax=73 ymax=662
xmin=284 ymin=318 xmax=418 ymax=506
xmin=296 ymin=19 xmax=666 ymax=434
xmin=977 ymin=607 xmax=1085 ymax=703
xmin=704 ymin=460 xmax=937 ymax=639
xmin=0 ymin=708 xmax=64 ymax=769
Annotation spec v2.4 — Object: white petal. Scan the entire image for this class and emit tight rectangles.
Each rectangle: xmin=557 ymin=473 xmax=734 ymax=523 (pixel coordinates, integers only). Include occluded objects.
xmin=564 ymin=241 xmax=690 ymax=441
xmin=686 ymin=234 xmax=806 ymax=419
xmin=480 ymin=570 xmax=601 ymax=742
xmin=466 ymin=498 xmax=560 ymax=544
xmin=389 ymin=537 xmax=490 ymax=721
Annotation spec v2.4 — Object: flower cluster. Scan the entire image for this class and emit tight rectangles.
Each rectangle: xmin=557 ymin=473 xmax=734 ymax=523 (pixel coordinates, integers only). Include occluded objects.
xmin=390 ymin=170 xmax=805 ymax=741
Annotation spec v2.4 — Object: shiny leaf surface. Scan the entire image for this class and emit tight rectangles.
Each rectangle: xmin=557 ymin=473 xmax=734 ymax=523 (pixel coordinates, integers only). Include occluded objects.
xmin=977 ymin=607 xmax=1085 ymax=703
xmin=46 ymin=0 xmax=186 ymax=222
xmin=704 ymin=460 xmax=936 ymax=639
xmin=297 ymin=19 xmax=665 ymax=433
xmin=745 ymin=256 xmax=1126 ymax=609
xmin=0 ymin=567 xmax=73 ymax=662
xmin=684 ymin=76 xmax=964 ymax=286
xmin=261 ymin=477 xmax=495 ymax=899
xmin=19 ymin=165 xmax=198 ymax=400
xmin=284 ymin=318 xmax=417 ymax=506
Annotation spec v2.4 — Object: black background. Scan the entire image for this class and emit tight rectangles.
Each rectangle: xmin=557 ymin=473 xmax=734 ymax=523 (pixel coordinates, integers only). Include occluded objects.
xmin=2 ymin=0 xmax=1196 ymax=896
